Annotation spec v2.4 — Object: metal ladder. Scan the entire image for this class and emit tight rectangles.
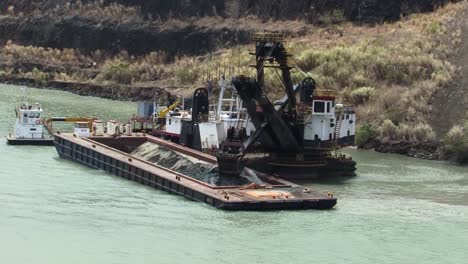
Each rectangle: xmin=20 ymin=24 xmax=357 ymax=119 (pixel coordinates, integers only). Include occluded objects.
xmin=334 ymin=115 xmax=343 ymax=142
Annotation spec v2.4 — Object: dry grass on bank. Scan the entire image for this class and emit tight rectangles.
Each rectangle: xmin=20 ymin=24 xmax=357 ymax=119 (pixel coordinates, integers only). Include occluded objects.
xmin=1 ymin=1 xmax=314 ymax=34
xmin=443 ymin=122 xmax=468 ymax=163
xmin=290 ymin=1 xmax=464 ymax=146
xmin=2 ymin=41 xmax=92 ymax=65
xmin=1 ymin=2 xmax=144 ymax=23
xmin=1 ymin=1 xmax=467 ymax=152
xmin=170 ymin=1 xmax=465 ymax=146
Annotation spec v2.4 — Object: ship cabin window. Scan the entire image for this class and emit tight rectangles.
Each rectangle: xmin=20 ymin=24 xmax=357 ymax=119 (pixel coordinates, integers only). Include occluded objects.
xmin=313 ymin=101 xmax=326 ymax=113
xmin=28 ymin=113 xmax=35 ymax=118
xmin=30 ymin=128 xmax=37 ymax=131
xmin=35 ymin=113 xmax=40 ymax=118
xmin=346 ymin=114 xmax=350 ymax=120
xmin=23 ymin=113 xmax=27 ymax=118
xmin=169 ymin=119 xmax=172 ymax=125
xmin=314 ymin=100 xmax=334 ymax=114
xmin=75 ymin=123 xmax=88 ymax=129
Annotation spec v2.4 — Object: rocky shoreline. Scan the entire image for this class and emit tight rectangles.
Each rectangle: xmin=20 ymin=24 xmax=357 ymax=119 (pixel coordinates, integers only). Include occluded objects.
xmin=0 ymin=76 xmax=171 ymax=101
xmin=362 ymin=139 xmax=445 ymax=161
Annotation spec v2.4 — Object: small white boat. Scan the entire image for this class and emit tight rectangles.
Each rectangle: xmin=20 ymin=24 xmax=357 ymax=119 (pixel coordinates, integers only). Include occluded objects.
xmin=7 ymin=102 xmax=54 ymax=146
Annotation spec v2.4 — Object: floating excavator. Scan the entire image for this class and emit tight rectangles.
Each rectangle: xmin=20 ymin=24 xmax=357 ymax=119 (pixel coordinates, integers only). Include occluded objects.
xmin=216 ymin=33 xmax=356 ymax=178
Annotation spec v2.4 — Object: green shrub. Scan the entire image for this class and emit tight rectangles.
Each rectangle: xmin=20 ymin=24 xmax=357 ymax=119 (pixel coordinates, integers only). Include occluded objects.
xmin=32 ymin=68 xmax=48 ymax=85
xmin=411 ymin=123 xmax=436 ymax=142
xmin=381 ymin=63 xmax=410 ymax=84
xmin=380 ymin=119 xmax=398 ymax=139
xmin=396 ymin=123 xmax=411 ymax=141
xmin=53 ymin=72 xmax=74 ymax=82
xmin=391 ymin=122 xmax=436 ymax=142
xmin=316 ymin=9 xmax=346 ymax=25
xmin=426 ymin=21 xmax=443 ymax=34
xmin=97 ymin=62 xmax=135 ymax=84
xmin=355 ymin=123 xmax=378 ymax=147
xmin=295 ymin=43 xmax=430 ymax=90
xmin=334 ymin=67 xmax=353 ymax=87
xmin=443 ymin=124 xmax=468 ymax=164
xmin=350 ymin=87 xmax=375 ymax=105
xmin=383 ymin=108 xmax=404 ymax=125
xmin=350 ymin=73 xmax=370 ymax=88
xmin=297 ymin=51 xmax=321 ymax=72
xmin=175 ymin=67 xmax=201 ymax=84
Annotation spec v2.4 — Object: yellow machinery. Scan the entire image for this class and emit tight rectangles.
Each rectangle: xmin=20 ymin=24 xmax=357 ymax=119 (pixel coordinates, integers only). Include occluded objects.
xmin=158 ymin=98 xmax=181 ymax=119
xmin=45 ymin=117 xmax=97 ymax=131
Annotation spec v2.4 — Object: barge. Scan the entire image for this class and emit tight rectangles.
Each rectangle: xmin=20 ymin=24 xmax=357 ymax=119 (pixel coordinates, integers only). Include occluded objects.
xmin=54 ymin=132 xmax=337 ymax=210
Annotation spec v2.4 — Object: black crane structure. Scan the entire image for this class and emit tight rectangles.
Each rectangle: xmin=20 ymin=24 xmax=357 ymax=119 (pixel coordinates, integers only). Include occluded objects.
xmin=216 ymin=33 xmax=317 ymax=177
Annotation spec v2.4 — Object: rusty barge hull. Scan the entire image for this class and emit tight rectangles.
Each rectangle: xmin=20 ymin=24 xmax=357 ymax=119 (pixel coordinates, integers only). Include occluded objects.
xmin=53 ymin=133 xmax=337 ymax=210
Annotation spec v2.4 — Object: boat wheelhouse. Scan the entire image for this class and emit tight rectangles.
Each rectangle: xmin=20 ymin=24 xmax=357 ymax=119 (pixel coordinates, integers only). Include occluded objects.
xmin=7 ymin=102 xmax=53 ymax=145
xmin=304 ymin=89 xmax=356 ymax=146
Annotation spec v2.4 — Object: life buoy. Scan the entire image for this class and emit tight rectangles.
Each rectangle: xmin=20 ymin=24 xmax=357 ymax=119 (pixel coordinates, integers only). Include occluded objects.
xmin=35 ymin=119 xmax=41 ymax=125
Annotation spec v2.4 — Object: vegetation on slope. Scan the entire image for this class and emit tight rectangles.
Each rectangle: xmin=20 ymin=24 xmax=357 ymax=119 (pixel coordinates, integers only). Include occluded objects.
xmin=0 ymin=1 xmax=467 ymax=163
xmin=443 ymin=122 xmax=468 ymax=163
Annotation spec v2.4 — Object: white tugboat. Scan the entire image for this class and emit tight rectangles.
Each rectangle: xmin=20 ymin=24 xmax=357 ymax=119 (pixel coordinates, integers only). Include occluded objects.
xmin=7 ymin=101 xmax=54 ymax=146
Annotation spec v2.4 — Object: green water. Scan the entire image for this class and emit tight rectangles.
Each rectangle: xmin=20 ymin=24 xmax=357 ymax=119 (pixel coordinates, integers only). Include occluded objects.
xmin=0 ymin=84 xmax=467 ymax=264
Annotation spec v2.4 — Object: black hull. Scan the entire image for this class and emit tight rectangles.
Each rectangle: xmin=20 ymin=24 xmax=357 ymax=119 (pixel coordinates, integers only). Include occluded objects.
xmin=246 ymin=157 xmax=357 ymax=180
xmin=7 ymin=138 xmax=54 ymax=146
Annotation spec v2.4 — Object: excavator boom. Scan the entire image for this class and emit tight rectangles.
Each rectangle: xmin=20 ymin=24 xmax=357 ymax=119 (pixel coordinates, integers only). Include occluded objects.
xmin=45 ymin=117 xmax=97 ymax=130
xmin=158 ymin=98 xmax=181 ymax=118
xmin=216 ymin=33 xmax=306 ymax=176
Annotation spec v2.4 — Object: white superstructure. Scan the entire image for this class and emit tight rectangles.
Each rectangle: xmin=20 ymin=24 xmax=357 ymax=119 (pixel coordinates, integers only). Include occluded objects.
xmin=13 ymin=103 xmax=46 ymax=139
xmin=7 ymin=98 xmax=54 ymax=145
xmin=157 ymin=78 xmax=249 ymax=151
xmin=74 ymin=122 xmax=91 ymax=137
xmin=154 ymin=81 xmax=356 ymax=152
xmin=302 ymin=90 xmax=356 ymax=145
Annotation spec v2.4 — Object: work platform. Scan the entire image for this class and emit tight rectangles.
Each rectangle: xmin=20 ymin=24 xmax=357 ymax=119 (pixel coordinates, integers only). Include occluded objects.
xmin=54 ymin=133 xmax=337 ymax=210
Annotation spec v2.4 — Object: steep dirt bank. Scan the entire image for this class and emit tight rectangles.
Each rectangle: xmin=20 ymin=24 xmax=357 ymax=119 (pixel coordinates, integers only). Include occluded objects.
xmin=131 ymin=0 xmax=455 ymax=22
xmin=0 ymin=16 xmax=251 ymax=56
xmin=1 ymin=0 xmax=456 ymax=22
xmin=0 ymin=0 xmax=460 ymax=56
xmin=430 ymin=6 xmax=468 ymax=136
